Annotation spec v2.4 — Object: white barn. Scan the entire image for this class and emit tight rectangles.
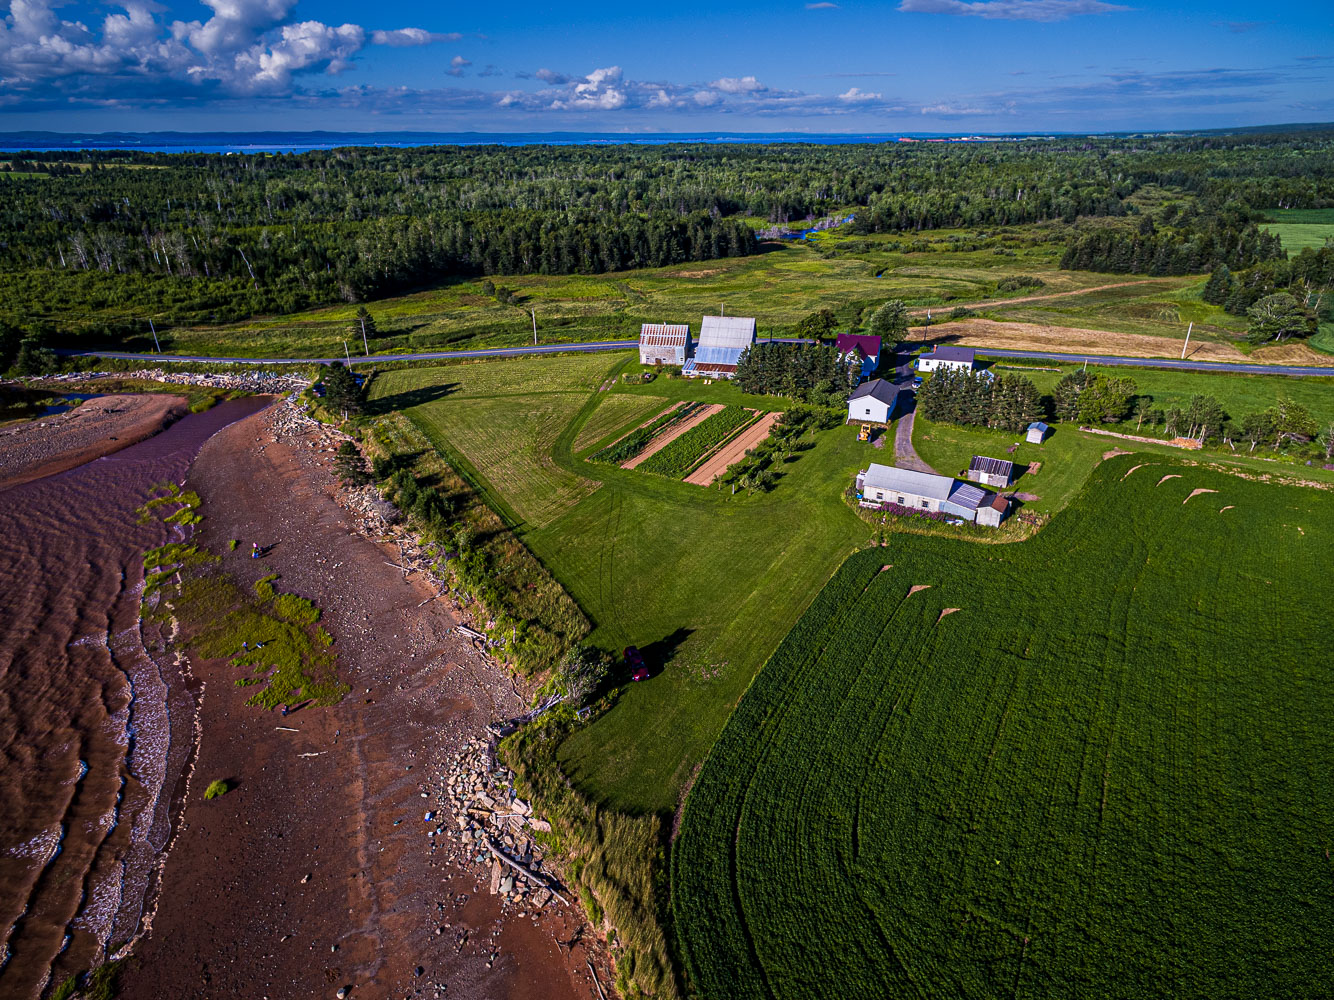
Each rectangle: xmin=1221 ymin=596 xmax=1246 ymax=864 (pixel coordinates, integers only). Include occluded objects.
xmin=639 ymin=323 xmax=691 ymax=366
xmin=916 ymin=346 xmax=976 ymax=373
xmin=846 ymin=378 xmax=901 ymax=424
xmin=683 ymin=315 xmax=756 ymax=379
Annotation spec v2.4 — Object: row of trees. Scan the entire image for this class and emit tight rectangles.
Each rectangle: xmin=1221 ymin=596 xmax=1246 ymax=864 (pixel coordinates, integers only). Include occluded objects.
xmin=1059 ymin=221 xmax=1285 ymax=276
xmin=732 ymin=342 xmax=861 ymax=402
xmin=1202 ymin=243 xmax=1332 ymax=330
xmin=916 ymin=370 xmax=1044 ymax=432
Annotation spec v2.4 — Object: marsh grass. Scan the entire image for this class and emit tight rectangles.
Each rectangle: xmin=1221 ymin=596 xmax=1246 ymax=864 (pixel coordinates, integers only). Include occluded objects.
xmin=139 ymin=492 xmax=348 ymax=711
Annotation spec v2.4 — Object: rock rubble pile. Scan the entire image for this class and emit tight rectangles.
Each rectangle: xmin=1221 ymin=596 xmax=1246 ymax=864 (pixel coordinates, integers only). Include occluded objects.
xmin=435 ymin=737 xmax=564 ymax=912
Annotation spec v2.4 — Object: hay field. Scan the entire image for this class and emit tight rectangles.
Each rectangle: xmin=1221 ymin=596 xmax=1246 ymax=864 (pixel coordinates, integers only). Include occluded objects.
xmin=673 ymin=456 xmax=1334 ymax=1000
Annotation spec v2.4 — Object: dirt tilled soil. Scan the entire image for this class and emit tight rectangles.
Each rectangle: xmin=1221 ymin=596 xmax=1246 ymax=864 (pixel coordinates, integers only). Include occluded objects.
xmin=622 ymin=402 xmax=723 ymax=469
xmin=116 ymin=404 xmax=606 ymax=1000
xmin=0 ymin=394 xmax=187 ymax=492
xmin=684 ymin=411 xmax=776 ymax=486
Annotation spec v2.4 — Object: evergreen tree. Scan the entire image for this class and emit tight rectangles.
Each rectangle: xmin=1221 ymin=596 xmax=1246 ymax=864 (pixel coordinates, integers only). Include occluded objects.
xmin=353 ymin=305 xmax=379 ymax=342
xmin=333 ymin=441 xmax=372 ymax=485
xmin=13 ymin=335 xmax=57 ymax=377
xmin=1202 ymin=264 xmax=1233 ymax=305
xmin=322 ymin=362 xmax=364 ymax=416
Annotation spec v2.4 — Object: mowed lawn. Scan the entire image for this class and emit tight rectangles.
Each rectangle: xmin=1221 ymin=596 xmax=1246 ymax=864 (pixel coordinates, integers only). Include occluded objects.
xmin=369 ymin=353 xmax=620 ymax=529
xmin=371 ymin=352 xmax=877 ymax=812
xmin=673 ymin=456 xmax=1334 ymax=1000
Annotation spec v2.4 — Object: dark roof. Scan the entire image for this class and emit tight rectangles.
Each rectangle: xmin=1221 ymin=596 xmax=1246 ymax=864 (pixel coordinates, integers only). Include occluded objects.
xmin=990 ymin=493 xmax=1010 ymax=512
xmin=848 ymin=378 xmax=900 ymax=405
xmin=947 ymin=483 xmax=988 ymax=510
xmin=968 ymin=455 xmax=1014 ymax=477
xmin=836 ymin=333 xmax=882 ymax=359
xmin=923 ymin=345 xmax=975 ymax=363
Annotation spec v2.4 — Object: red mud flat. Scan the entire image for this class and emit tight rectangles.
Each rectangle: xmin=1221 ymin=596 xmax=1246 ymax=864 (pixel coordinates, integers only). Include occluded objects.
xmin=117 ymin=407 xmax=605 ymax=1000
xmin=0 ymin=394 xmax=187 ymax=493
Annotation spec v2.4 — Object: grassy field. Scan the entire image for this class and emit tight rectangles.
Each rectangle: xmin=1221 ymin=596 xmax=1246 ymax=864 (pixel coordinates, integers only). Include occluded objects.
xmin=672 ymin=456 xmax=1334 ymax=1000
xmin=149 ymin=232 xmax=1168 ymax=359
xmin=571 ymin=393 xmax=670 ymax=453
xmin=370 ymin=353 xmax=879 ymax=812
xmin=1262 ymin=208 xmax=1334 ymax=252
xmin=370 ymin=353 xmax=619 ymax=529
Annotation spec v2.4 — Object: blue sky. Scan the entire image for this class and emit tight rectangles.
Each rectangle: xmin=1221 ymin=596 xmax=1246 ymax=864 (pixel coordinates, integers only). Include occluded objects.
xmin=1 ymin=0 xmax=1331 ymax=132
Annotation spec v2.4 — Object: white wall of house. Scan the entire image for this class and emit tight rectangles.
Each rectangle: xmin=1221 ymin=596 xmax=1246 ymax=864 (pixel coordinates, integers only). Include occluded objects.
xmin=865 ymin=486 xmax=941 ymax=511
xmin=848 ymin=397 xmax=892 ymax=423
xmin=917 ymin=357 xmax=974 ymax=373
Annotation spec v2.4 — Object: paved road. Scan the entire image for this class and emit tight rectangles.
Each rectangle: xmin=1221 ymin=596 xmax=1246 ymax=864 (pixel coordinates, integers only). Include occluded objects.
xmin=885 ymin=349 xmax=938 ymax=475
xmin=61 ymin=339 xmax=1333 ymax=378
xmin=59 ymin=339 xmax=641 ymax=366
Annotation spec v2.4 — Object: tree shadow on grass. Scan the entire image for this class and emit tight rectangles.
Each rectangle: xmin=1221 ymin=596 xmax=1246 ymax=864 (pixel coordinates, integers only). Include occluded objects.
xmin=365 ymin=382 xmax=459 ymax=415
xmin=638 ymin=627 xmax=694 ymax=680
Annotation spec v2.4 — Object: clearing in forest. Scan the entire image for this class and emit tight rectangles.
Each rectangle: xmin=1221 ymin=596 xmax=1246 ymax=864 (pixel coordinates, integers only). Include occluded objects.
xmin=673 ymin=456 xmax=1334 ymax=1000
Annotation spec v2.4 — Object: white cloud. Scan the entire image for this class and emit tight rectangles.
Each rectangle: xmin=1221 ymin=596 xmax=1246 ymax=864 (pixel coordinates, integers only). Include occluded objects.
xmin=898 ymin=0 xmax=1130 ymax=22
xmin=446 ymin=55 xmax=471 ymax=77
xmin=550 ymin=65 xmax=627 ymax=110
xmin=371 ymin=27 xmax=459 ymax=47
xmin=920 ymin=102 xmax=993 ymax=114
xmin=710 ymin=75 xmax=765 ymax=94
xmin=0 ymin=0 xmax=452 ymax=98
xmin=839 ymin=87 xmax=881 ymax=101
xmin=806 ymin=2 xmax=839 ymax=8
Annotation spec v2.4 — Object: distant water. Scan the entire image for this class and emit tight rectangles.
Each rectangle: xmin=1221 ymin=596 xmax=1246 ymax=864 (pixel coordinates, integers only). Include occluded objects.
xmin=0 ymin=130 xmax=1050 ymax=154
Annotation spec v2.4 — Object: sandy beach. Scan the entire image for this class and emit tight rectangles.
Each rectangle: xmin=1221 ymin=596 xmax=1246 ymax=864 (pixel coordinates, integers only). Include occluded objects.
xmin=115 ymin=403 xmax=606 ymax=1000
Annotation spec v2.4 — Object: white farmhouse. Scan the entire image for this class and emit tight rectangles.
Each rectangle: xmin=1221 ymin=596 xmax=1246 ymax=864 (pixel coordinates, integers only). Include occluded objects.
xmin=855 ymin=463 xmax=1006 ymax=527
xmin=916 ymin=346 xmax=976 ymax=373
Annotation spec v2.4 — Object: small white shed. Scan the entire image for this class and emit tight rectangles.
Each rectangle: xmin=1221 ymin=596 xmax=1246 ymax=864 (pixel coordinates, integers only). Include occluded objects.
xmin=1026 ymin=421 xmax=1050 ymax=444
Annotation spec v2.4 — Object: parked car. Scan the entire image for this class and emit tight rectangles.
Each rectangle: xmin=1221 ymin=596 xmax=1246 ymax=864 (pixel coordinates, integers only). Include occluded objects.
xmin=624 ymin=646 xmax=650 ymax=681
xmin=912 ymin=376 xmax=923 ymax=388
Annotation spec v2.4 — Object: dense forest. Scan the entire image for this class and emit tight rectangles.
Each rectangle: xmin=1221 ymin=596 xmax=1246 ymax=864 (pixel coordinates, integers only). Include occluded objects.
xmin=1 ymin=129 xmax=1332 ymax=345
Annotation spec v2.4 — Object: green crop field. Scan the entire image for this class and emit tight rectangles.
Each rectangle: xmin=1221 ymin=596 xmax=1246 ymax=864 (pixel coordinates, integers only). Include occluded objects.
xmin=637 ymin=405 xmax=756 ymax=477
xmin=672 ymin=456 xmax=1334 ymax=1000
xmin=1262 ymin=208 xmax=1334 ymax=253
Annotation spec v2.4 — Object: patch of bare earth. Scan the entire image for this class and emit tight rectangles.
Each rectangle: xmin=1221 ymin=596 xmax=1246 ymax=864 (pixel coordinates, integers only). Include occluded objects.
xmin=908 ymin=584 xmax=932 ymax=596
xmin=1103 ymin=448 xmax=1132 ymax=461
xmin=1184 ymin=488 xmax=1219 ymax=503
xmin=930 ymin=318 xmax=1260 ymax=364
xmin=1220 ymin=505 xmax=1235 ymax=512
xmin=684 ymin=411 xmax=776 ymax=486
xmin=1157 ymin=474 xmax=1182 ymax=486
xmin=937 ymin=608 xmax=961 ymax=623
xmin=1122 ymin=464 xmax=1146 ymax=480
xmin=1250 ymin=342 xmax=1334 ymax=367
xmin=622 ymin=403 xmax=723 ymax=469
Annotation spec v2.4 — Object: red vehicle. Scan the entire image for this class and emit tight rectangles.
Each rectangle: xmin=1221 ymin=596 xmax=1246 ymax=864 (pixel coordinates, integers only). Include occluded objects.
xmin=625 ymin=646 xmax=650 ymax=682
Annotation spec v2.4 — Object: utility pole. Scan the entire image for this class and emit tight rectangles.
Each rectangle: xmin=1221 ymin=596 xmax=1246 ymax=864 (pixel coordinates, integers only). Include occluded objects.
xmin=1180 ymin=321 xmax=1193 ymax=360
xmin=532 ymin=309 xmax=538 ymax=346
xmin=344 ymin=340 xmax=350 ymax=363
xmin=721 ymin=302 xmax=725 ymax=316
xmin=360 ymin=316 xmax=369 ymax=356
xmin=148 ymin=319 xmax=160 ymax=353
